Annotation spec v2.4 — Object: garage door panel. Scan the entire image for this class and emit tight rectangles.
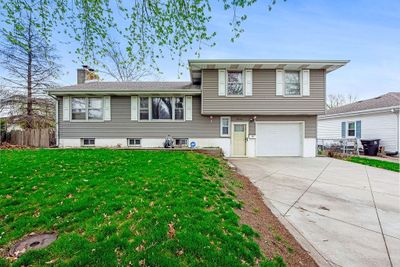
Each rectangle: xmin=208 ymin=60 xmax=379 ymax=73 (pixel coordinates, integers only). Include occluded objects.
xmin=256 ymin=123 xmax=302 ymax=156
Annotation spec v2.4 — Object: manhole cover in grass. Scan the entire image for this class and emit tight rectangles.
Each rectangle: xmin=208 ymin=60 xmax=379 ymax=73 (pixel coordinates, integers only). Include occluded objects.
xmin=9 ymin=233 xmax=57 ymax=258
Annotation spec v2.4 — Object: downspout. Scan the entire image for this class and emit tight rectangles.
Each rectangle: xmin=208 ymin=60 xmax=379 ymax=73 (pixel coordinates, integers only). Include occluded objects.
xmin=49 ymin=94 xmax=59 ymax=147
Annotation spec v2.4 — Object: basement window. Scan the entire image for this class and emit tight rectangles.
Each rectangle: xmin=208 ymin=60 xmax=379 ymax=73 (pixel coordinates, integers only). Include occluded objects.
xmin=127 ymin=138 xmax=141 ymax=147
xmin=174 ymin=138 xmax=188 ymax=147
xmin=81 ymin=138 xmax=95 ymax=147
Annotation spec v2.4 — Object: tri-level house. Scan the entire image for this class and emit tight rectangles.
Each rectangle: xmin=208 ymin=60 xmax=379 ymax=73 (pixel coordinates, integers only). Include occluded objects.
xmin=48 ymin=59 xmax=349 ymax=157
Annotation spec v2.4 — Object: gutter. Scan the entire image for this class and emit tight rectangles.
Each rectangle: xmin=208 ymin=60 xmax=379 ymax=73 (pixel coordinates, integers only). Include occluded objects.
xmin=47 ymin=90 xmax=202 ymax=96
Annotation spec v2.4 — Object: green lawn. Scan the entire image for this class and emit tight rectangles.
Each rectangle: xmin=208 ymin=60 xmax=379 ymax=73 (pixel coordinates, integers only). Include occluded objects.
xmin=347 ymin=156 xmax=400 ymax=172
xmin=0 ymin=149 xmax=283 ymax=266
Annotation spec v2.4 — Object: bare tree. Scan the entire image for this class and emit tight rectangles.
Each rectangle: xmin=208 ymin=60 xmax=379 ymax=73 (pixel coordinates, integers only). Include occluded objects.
xmin=99 ymin=42 xmax=153 ymax=82
xmin=326 ymin=93 xmax=358 ymax=109
xmin=0 ymin=10 xmax=60 ymax=129
xmin=0 ymin=84 xmax=11 ymax=114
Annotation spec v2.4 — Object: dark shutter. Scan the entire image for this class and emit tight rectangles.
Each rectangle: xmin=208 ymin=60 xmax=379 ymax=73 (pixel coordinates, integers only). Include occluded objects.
xmin=356 ymin=120 xmax=362 ymax=138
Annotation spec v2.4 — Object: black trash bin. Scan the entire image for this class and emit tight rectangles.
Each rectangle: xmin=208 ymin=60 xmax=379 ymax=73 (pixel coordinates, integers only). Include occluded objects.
xmin=360 ymin=139 xmax=380 ymax=156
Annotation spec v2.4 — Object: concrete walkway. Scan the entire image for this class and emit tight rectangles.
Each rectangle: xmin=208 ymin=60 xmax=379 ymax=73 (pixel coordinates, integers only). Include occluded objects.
xmin=229 ymin=157 xmax=400 ymax=267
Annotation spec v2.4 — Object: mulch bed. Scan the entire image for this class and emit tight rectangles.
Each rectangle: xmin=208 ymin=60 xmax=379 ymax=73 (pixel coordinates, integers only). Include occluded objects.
xmin=0 ymin=143 xmax=31 ymax=149
xmin=230 ymin=169 xmax=317 ymax=266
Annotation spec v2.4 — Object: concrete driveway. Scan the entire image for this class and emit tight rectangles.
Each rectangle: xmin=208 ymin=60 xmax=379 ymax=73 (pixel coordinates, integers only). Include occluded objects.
xmin=229 ymin=157 xmax=400 ymax=267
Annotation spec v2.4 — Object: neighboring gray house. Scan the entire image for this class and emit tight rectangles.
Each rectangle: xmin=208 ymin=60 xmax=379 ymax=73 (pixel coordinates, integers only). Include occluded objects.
xmin=48 ymin=59 xmax=348 ymax=157
xmin=318 ymin=92 xmax=400 ymax=153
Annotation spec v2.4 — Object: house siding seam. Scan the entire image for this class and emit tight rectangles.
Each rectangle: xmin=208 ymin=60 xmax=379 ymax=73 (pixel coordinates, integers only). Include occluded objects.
xmin=58 ymin=96 xmax=221 ymax=139
xmin=201 ymin=69 xmax=326 ymax=115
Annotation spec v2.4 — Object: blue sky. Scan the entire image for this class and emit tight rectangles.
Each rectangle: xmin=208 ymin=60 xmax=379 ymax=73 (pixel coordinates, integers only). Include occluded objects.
xmin=5 ymin=0 xmax=400 ymax=100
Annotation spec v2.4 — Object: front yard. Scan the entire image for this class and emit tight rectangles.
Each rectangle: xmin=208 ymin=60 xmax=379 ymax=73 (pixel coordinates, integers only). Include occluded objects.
xmin=0 ymin=149 xmax=295 ymax=266
xmin=347 ymin=156 xmax=399 ymax=172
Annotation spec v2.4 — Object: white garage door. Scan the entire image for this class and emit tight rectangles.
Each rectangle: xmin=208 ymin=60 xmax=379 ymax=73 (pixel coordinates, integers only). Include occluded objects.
xmin=256 ymin=122 xmax=303 ymax=156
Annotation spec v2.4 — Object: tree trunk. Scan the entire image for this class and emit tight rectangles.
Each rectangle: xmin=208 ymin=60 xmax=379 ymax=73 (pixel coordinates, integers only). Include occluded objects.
xmin=27 ymin=17 xmax=33 ymax=129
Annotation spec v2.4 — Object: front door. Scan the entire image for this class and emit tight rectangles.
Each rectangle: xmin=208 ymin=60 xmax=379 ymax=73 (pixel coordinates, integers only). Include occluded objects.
xmin=232 ymin=123 xmax=247 ymax=156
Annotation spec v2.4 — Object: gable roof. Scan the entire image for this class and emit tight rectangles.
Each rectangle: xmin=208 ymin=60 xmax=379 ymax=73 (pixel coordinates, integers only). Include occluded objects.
xmin=48 ymin=81 xmax=201 ymax=96
xmin=326 ymin=92 xmax=400 ymax=115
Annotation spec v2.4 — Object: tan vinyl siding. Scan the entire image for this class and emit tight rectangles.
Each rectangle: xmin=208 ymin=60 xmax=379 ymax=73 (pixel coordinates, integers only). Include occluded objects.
xmin=58 ymin=96 xmax=220 ymax=138
xmin=202 ymin=69 xmax=326 ymax=115
xmin=231 ymin=115 xmax=317 ymax=138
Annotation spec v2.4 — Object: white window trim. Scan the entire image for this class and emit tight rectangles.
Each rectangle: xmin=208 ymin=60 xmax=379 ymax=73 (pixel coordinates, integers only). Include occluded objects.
xmin=127 ymin=138 xmax=142 ymax=147
xmin=226 ymin=70 xmax=245 ymax=97
xmin=138 ymin=96 xmax=186 ymax=122
xmin=283 ymin=70 xmax=302 ymax=97
xmin=71 ymin=97 xmax=104 ymax=122
xmin=347 ymin=121 xmax=356 ymax=137
xmin=220 ymin=116 xmax=231 ymax=137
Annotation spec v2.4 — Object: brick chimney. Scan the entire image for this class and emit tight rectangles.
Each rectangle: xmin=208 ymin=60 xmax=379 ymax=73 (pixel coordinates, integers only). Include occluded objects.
xmin=77 ymin=65 xmax=99 ymax=84
xmin=77 ymin=65 xmax=91 ymax=84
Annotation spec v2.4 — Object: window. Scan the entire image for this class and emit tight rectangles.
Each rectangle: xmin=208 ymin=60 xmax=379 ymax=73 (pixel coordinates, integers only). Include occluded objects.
xmin=139 ymin=97 xmax=184 ymax=121
xmin=227 ymin=71 xmax=244 ymax=96
xmin=72 ymin=97 xmax=103 ymax=121
xmin=71 ymin=97 xmax=86 ymax=120
xmin=174 ymin=97 xmax=184 ymax=120
xmin=234 ymin=124 xmax=245 ymax=132
xmin=140 ymin=97 xmax=149 ymax=120
xmin=152 ymin=97 xmax=172 ymax=120
xmin=81 ymin=138 xmax=95 ymax=146
xmin=220 ymin=117 xmax=231 ymax=137
xmin=88 ymin=98 xmax=103 ymax=120
xmin=127 ymin=138 xmax=141 ymax=147
xmin=174 ymin=138 xmax=188 ymax=147
xmin=347 ymin=122 xmax=355 ymax=137
xmin=284 ymin=71 xmax=301 ymax=96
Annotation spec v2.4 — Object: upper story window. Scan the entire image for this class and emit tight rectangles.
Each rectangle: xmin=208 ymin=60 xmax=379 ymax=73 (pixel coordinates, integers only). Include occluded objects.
xmin=140 ymin=97 xmax=184 ymax=121
xmin=227 ymin=71 xmax=244 ymax=96
xmin=71 ymin=97 xmax=103 ymax=121
xmin=284 ymin=71 xmax=301 ymax=96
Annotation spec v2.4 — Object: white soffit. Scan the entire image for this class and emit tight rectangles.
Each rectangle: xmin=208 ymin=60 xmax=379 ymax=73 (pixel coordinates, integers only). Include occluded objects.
xmin=189 ymin=59 xmax=349 ymax=73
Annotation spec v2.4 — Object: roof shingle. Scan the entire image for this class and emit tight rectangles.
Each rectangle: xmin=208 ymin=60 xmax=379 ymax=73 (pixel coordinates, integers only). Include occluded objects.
xmin=50 ymin=81 xmax=199 ymax=91
xmin=326 ymin=92 xmax=400 ymax=115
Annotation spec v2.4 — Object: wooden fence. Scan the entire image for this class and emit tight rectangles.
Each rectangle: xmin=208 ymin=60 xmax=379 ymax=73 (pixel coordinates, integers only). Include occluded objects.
xmin=8 ymin=129 xmax=55 ymax=147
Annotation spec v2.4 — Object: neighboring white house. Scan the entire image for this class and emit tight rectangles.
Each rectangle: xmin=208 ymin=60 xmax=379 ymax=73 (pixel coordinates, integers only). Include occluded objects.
xmin=318 ymin=92 xmax=400 ymax=153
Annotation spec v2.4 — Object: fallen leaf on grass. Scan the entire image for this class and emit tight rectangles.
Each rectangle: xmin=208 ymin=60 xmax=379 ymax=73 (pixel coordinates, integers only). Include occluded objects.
xmin=139 ymin=259 xmax=146 ymax=266
xmin=135 ymin=244 xmax=144 ymax=252
xmin=33 ymin=209 xmax=40 ymax=217
xmin=167 ymin=223 xmax=175 ymax=239
xmin=176 ymin=249 xmax=184 ymax=256
xmin=5 ymin=194 xmax=12 ymax=199
xmin=66 ymin=194 xmax=74 ymax=199
xmin=45 ymin=258 xmax=58 ymax=264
